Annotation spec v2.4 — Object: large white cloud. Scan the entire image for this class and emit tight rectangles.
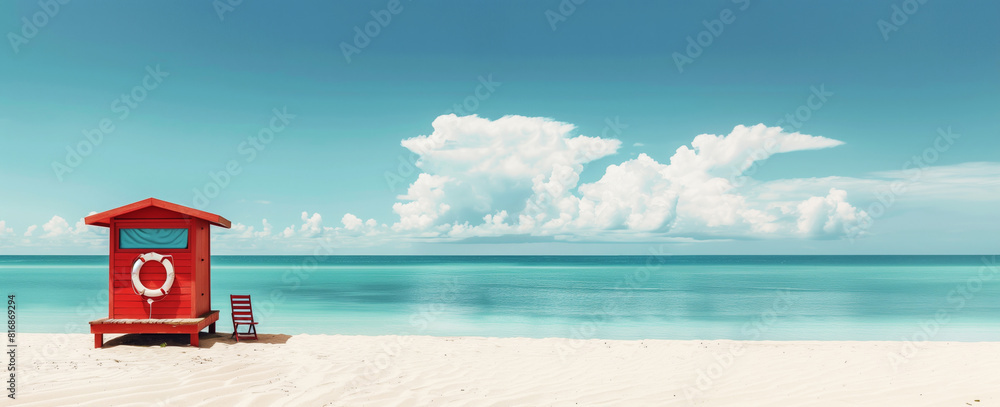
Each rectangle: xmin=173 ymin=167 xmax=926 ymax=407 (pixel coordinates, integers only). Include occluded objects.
xmin=379 ymin=117 xmax=867 ymax=241
xmin=212 ymin=116 xmax=917 ymax=249
xmin=392 ymin=114 xmax=621 ymax=233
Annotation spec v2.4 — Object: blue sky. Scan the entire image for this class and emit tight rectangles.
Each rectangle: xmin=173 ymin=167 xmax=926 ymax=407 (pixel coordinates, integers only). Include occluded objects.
xmin=1 ymin=0 xmax=998 ymax=254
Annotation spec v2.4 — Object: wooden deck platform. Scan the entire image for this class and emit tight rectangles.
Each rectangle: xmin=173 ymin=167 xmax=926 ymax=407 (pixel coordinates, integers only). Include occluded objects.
xmin=90 ymin=310 xmax=219 ymax=348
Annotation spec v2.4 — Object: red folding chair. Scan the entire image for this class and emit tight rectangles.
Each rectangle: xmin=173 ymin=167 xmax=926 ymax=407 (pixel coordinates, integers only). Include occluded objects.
xmin=230 ymin=295 xmax=259 ymax=342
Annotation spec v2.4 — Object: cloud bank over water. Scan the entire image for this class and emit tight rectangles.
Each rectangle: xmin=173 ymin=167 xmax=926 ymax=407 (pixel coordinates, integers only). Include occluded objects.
xmin=256 ymin=114 xmax=871 ymax=246
xmin=8 ymin=115 xmax=995 ymax=253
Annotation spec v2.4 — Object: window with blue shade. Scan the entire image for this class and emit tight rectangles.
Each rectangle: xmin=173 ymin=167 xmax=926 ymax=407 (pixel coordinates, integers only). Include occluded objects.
xmin=119 ymin=228 xmax=189 ymax=249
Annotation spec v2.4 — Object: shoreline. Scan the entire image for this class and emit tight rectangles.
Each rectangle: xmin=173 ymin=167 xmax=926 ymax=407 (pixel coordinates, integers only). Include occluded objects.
xmin=14 ymin=333 xmax=1000 ymax=406
xmin=15 ymin=330 xmax=1000 ymax=343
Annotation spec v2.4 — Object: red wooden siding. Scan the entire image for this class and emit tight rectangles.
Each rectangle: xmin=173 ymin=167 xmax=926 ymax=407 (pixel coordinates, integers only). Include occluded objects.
xmin=112 ymin=206 xmax=191 ymax=222
xmin=109 ymin=219 xmax=198 ymax=319
xmin=193 ymin=220 xmax=212 ymax=316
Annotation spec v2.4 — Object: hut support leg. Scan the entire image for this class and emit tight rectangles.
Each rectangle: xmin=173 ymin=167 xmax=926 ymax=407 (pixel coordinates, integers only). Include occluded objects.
xmin=190 ymin=333 xmax=199 ymax=347
xmin=208 ymin=322 xmax=216 ymax=334
xmin=94 ymin=334 xmax=103 ymax=349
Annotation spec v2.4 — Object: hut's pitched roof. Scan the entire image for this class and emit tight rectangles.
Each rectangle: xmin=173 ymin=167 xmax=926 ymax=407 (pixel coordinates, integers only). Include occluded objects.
xmin=84 ymin=198 xmax=231 ymax=228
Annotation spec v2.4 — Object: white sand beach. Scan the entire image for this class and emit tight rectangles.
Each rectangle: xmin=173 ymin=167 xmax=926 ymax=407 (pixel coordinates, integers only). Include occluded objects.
xmin=12 ymin=333 xmax=999 ymax=406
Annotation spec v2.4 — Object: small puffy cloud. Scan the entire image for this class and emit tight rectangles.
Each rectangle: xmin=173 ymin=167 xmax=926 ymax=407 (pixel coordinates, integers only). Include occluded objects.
xmin=42 ymin=216 xmax=71 ymax=238
xmin=273 ymin=212 xmax=336 ymax=240
xmin=227 ymin=219 xmax=274 ymax=239
xmin=340 ymin=213 xmax=382 ymax=237
xmin=0 ymin=221 xmax=12 ymax=236
xmin=12 ymin=212 xmax=107 ymax=251
xmin=258 ymin=219 xmax=273 ymax=238
xmin=230 ymin=223 xmax=252 ymax=238
xmin=795 ymin=189 xmax=869 ymax=238
xmin=342 ymin=213 xmax=363 ymax=230
xmin=298 ymin=211 xmax=326 ymax=238
xmin=212 ymin=210 xmax=387 ymax=253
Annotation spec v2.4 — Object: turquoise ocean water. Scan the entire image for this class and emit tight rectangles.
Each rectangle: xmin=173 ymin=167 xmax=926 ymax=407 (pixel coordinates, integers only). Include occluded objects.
xmin=3 ymin=255 xmax=1000 ymax=341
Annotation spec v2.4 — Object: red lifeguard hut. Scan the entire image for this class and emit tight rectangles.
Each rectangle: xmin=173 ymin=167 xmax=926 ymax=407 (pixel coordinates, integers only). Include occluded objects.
xmin=85 ymin=198 xmax=231 ymax=348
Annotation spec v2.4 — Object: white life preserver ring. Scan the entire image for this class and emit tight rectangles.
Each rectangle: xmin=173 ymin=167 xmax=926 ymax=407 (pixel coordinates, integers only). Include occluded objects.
xmin=131 ymin=252 xmax=175 ymax=299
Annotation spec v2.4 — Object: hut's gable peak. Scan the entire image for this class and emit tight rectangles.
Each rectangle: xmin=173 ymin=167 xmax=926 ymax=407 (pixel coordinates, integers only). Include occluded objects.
xmin=84 ymin=198 xmax=232 ymax=228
